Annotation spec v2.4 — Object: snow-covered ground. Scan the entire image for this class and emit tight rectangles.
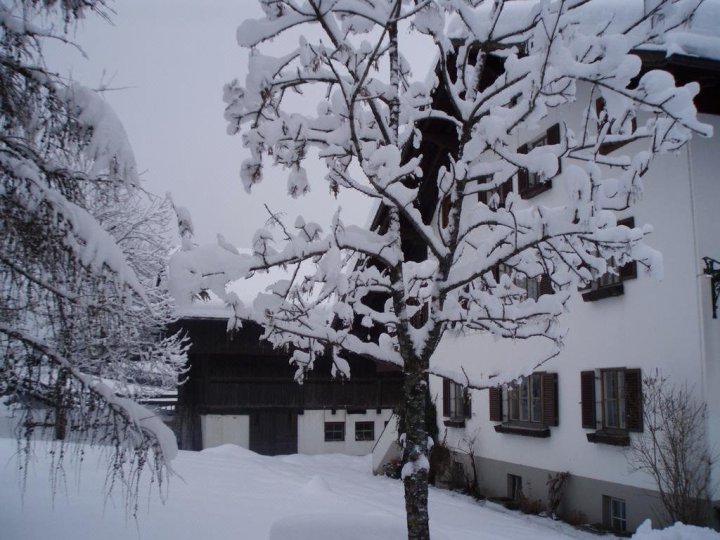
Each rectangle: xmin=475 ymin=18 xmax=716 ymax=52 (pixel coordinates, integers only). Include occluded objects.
xmin=0 ymin=438 xmax=716 ymax=540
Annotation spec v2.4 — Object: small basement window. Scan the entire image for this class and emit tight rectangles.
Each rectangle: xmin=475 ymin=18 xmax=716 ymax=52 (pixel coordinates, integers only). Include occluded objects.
xmin=354 ymin=421 xmax=375 ymax=441
xmin=603 ymin=495 xmax=627 ymax=533
xmin=324 ymin=421 xmax=345 ymax=442
xmin=508 ymin=474 xmax=523 ymax=501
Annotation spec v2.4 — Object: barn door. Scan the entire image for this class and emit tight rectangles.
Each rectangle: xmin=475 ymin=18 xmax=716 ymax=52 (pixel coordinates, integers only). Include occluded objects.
xmin=249 ymin=410 xmax=298 ymax=455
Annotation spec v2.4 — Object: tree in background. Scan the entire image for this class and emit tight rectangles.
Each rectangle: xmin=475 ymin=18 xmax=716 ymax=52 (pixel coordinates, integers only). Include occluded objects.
xmin=630 ymin=372 xmax=715 ymax=526
xmin=0 ymin=1 xmax=187 ymax=510
xmin=171 ymin=1 xmax=710 ymax=537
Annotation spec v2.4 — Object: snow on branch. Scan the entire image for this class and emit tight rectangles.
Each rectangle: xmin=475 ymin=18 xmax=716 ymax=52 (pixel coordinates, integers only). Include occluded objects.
xmin=206 ymin=0 xmax=713 ymax=391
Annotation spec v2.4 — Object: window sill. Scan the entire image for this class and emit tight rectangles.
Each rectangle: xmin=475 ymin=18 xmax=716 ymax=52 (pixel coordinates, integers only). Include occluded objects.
xmin=494 ymin=423 xmax=551 ymax=438
xmin=519 ymin=181 xmax=552 ymax=199
xmin=582 ymin=283 xmax=624 ymax=302
xmin=443 ymin=417 xmax=466 ymax=428
xmin=586 ymin=430 xmax=630 ymax=446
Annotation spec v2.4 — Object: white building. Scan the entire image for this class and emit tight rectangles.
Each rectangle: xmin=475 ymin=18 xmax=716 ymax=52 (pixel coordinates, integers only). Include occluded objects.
xmin=429 ymin=50 xmax=720 ymax=533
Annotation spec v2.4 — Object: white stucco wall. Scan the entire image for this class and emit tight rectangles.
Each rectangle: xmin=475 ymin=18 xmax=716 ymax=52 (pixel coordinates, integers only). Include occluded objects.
xmin=688 ymin=113 xmax=720 ymax=492
xmin=200 ymin=409 xmax=395 ymax=456
xmin=430 ymin=87 xmax=719 ymax=493
xmin=297 ymin=409 xmax=394 ymax=456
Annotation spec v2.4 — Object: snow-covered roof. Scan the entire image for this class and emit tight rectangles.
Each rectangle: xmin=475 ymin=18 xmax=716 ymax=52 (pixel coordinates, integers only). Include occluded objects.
xmin=168 ymin=243 xmax=292 ymax=320
xmin=648 ymin=0 xmax=720 ymax=61
xmin=442 ymin=0 xmax=720 ymax=63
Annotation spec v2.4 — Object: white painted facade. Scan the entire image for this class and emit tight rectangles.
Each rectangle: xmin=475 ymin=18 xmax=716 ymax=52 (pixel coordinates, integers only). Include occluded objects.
xmin=297 ymin=409 xmax=394 ymax=455
xmin=429 ymin=80 xmax=720 ymax=529
xmin=199 ymin=408 xmax=394 ymax=456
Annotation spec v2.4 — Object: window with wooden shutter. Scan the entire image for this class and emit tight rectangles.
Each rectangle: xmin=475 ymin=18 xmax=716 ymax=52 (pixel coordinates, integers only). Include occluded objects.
xmin=617 ymin=217 xmax=638 ymax=280
xmin=596 ymin=97 xmax=637 ymax=156
xmin=581 ymin=217 xmax=637 ymax=302
xmin=580 ymin=370 xmax=597 ymax=429
xmin=493 ymin=372 xmax=557 ymax=437
xmin=443 ymin=378 xmax=469 ymax=427
xmin=477 ymin=175 xmax=509 ymax=209
xmin=489 ymin=386 xmax=503 ymax=422
xmin=517 ymin=124 xmax=560 ymax=199
xmin=585 ymin=368 xmax=643 ymax=446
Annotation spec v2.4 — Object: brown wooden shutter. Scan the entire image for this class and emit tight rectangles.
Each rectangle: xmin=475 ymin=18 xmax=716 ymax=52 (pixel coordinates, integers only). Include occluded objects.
xmin=580 ymin=371 xmax=596 ymax=429
xmin=440 ymin=197 xmax=450 ymax=228
xmin=539 ymin=273 xmax=553 ymax=296
xmin=546 ymin=123 xmax=561 ymax=145
xmin=620 ymin=260 xmax=637 ymax=280
xmin=541 ymin=373 xmax=558 ymax=426
xmin=517 ymin=143 xmax=529 ymax=195
xmin=442 ymin=378 xmax=450 ymax=417
xmin=546 ymin=123 xmax=562 ymax=174
xmin=489 ymin=387 xmax=503 ymax=422
xmin=617 ymin=217 xmax=638 ymax=280
xmin=464 ymin=389 xmax=472 ymax=419
xmin=625 ymin=368 xmax=643 ymax=432
xmin=498 ymin=179 xmax=508 ymax=208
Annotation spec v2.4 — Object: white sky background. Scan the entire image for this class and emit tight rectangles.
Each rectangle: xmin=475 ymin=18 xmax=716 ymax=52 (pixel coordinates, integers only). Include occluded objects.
xmin=44 ymin=0 xmax=380 ymax=248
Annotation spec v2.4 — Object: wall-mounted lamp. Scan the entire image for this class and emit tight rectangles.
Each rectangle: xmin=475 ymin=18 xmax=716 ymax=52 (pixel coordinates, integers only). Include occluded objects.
xmin=702 ymin=257 xmax=720 ymax=319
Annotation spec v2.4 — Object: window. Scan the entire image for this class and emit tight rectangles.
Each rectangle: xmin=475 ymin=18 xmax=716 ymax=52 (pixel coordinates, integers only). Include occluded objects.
xmin=324 ymin=421 xmax=345 ymax=442
xmin=517 ymin=124 xmax=561 ymax=199
xmin=490 ymin=372 xmax=558 ymax=437
xmin=508 ymin=474 xmax=523 ymax=501
xmin=516 ymin=273 xmax=553 ymax=301
xmin=354 ymin=421 xmax=375 ymax=441
xmin=477 ymin=174 xmax=509 ymax=209
xmin=442 ymin=379 xmax=471 ymax=427
xmin=602 ymin=370 xmax=626 ymax=429
xmin=508 ymin=373 xmax=542 ymax=423
xmin=491 ymin=264 xmax=552 ymax=301
xmin=596 ymin=97 xmax=637 ymax=155
xmin=581 ymin=217 xmax=638 ymax=302
xmin=582 ymin=368 xmax=643 ymax=446
xmin=603 ymin=495 xmax=627 ymax=532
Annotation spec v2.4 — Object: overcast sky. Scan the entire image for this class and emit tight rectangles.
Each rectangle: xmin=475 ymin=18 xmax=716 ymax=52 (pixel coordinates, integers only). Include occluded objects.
xmin=45 ymin=0 xmax=375 ymax=248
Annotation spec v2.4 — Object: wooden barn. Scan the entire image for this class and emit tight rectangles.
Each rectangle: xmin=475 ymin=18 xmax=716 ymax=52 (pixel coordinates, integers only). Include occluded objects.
xmin=174 ymin=316 xmax=403 ymax=456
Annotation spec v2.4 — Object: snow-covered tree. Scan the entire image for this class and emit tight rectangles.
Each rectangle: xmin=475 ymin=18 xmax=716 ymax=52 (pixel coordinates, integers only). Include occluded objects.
xmin=0 ymin=1 xmax=187 ymax=507
xmin=174 ymin=1 xmax=711 ymax=537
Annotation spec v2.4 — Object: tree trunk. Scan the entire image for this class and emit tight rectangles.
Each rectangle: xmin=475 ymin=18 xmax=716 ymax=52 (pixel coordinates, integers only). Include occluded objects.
xmin=402 ymin=354 xmax=430 ymax=540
